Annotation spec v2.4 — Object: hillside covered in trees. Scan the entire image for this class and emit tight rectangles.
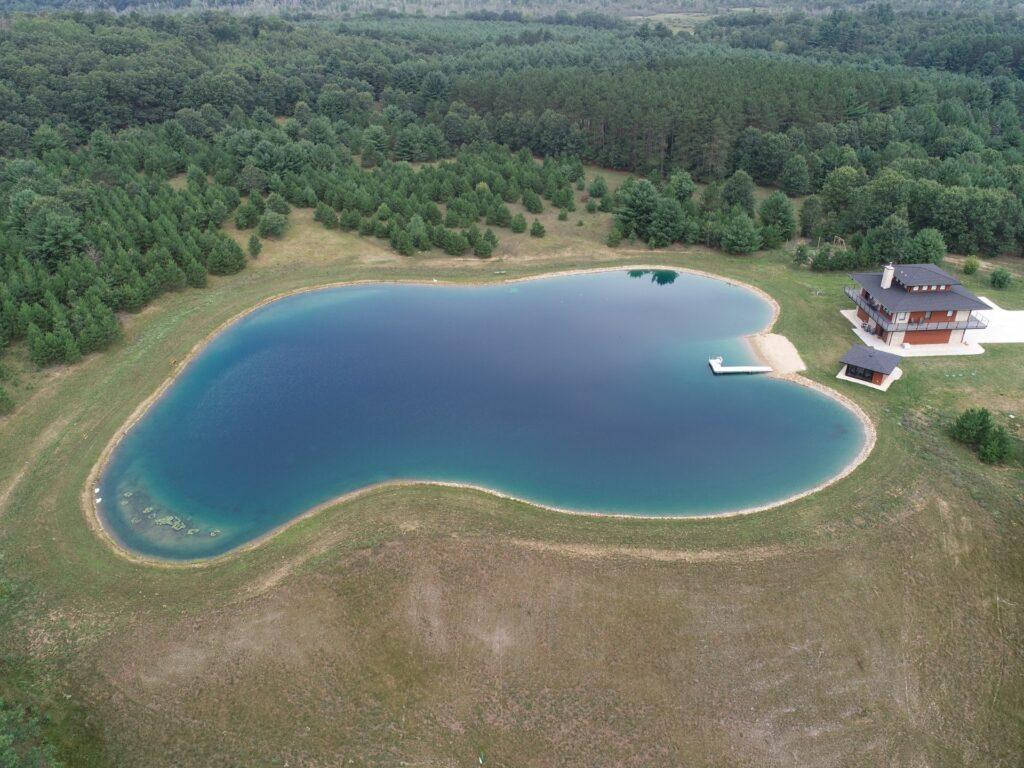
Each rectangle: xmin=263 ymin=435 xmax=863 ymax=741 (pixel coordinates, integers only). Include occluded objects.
xmin=2 ymin=7 xmax=1024 ymax=410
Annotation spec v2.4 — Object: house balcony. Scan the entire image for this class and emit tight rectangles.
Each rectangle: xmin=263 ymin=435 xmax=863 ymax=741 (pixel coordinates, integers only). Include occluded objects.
xmin=844 ymin=286 xmax=988 ymax=332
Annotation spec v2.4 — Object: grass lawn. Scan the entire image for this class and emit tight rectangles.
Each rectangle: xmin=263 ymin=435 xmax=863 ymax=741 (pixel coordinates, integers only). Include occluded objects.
xmin=0 ymin=181 xmax=1022 ymax=766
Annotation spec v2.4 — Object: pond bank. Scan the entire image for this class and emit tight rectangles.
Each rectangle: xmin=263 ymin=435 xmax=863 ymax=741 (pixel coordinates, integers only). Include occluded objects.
xmin=83 ymin=265 xmax=876 ymax=567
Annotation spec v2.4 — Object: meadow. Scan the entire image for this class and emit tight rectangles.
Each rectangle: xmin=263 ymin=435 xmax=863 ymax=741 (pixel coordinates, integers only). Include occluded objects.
xmin=0 ymin=176 xmax=1022 ymax=765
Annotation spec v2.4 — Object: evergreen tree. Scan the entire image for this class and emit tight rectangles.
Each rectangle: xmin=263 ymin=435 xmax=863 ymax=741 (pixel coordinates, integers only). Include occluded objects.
xmin=530 ymin=220 xmax=546 ymax=237
xmin=247 ymin=234 xmax=262 ymax=258
xmin=666 ymin=171 xmax=696 ymax=202
xmin=647 ymin=198 xmax=685 ymax=247
xmin=616 ymin=178 xmax=659 ymax=240
xmin=721 ymin=209 xmax=762 ymax=254
xmin=779 ymin=155 xmax=811 ymax=196
xmin=266 ymin=193 xmax=290 ymax=215
xmin=758 ymin=192 xmax=797 ymax=241
xmin=861 ymin=213 xmax=910 ymax=264
xmin=234 ymin=202 xmax=259 ymax=229
xmin=207 ymin=236 xmax=247 ymax=275
xmin=522 ymin=190 xmax=544 ymax=214
xmin=474 ymin=237 xmax=493 ymax=258
xmin=314 ymin=202 xmax=339 ymax=229
xmin=723 ymin=170 xmax=756 ymax=215
xmin=257 ymin=212 xmax=288 ymax=238
xmin=907 ymin=228 xmax=945 ymax=264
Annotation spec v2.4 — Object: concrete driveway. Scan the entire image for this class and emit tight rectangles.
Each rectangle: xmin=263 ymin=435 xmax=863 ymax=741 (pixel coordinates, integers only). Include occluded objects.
xmin=966 ymin=297 xmax=1024 ymax=345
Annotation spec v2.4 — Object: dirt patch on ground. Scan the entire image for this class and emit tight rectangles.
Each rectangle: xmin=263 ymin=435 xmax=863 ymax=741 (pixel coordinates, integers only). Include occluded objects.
xmin=508 ymin=537 xmax=789 ymax=563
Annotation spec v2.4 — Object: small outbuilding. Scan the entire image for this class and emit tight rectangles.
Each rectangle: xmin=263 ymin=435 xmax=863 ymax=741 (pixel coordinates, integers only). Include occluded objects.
xmin=837 ymin=344 xmax=902 ymax=391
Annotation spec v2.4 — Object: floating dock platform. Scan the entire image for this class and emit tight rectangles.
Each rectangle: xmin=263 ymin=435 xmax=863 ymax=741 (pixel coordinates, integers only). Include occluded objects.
xmin=708 ymin=356 xmax=773 ymax=375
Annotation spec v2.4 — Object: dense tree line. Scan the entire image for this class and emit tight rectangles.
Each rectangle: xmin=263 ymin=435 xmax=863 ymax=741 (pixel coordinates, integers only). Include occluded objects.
xmin=4 ymin=9 xmax=1024 ymax=409
xmin=0 ymin=89 xmax=581 ymax=390
xmin=697 ymin=5 xmax=1024 ymax=78
xmin=610 ymin=169 xmax=798 ymax=253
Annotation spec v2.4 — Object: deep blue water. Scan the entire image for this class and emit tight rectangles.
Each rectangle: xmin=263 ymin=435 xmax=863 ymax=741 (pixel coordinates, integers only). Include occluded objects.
xmin=96 ymin=270 xmax=867 ymax=560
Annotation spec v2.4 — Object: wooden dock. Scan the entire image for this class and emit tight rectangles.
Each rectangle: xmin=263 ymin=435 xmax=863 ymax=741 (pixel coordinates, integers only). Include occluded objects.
xmin=708 ymin=356 xmax=773 ymax=375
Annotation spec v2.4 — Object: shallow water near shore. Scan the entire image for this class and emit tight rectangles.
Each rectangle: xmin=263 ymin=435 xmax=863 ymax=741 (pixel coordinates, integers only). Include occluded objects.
xmin=96 ymin=270 xmax=868 ymax=560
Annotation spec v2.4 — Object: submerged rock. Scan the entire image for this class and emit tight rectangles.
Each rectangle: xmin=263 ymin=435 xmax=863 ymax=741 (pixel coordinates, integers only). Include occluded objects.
xmin=153 ymin=515 xmax=186 ymax=531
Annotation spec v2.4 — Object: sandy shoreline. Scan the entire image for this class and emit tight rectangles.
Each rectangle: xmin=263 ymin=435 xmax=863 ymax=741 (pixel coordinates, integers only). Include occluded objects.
xmin=82 ymin=264 xmax=877 ymax=568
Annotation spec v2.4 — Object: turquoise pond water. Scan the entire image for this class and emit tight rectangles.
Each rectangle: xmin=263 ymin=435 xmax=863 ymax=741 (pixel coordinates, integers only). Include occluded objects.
xmin=96 ymin=270 xmax=867 ymax=560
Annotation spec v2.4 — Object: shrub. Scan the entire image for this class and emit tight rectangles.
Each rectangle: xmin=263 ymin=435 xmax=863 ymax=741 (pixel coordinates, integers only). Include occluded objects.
xmin=951 ymin=407 xmax=1012 ymax=464
xmin=962 ymin=256 xmax=980 ymax=275
xmin=586 ymin=199 xmax=597 ymax=213
xmin=951 ymin=408 xmax=994 ymax=447
xmin=990 ymin=267 xmax=1012 ymax=289
xmin=530 ymin=219 xmax=546 ymax=238
xmin=558 ymin=208 xmax=569 ymax=221
xmin=257 ymin=211 xmax=288 ymax=238
xmin=978 ymin=426 xmax=1011 ymax=464
xmin=606 ymin=228 xmax=622 ymax=247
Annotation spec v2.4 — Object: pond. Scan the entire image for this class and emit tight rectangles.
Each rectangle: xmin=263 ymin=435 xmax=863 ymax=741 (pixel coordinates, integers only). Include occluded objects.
xmin=95 ymin=269 xmax=869 ymax=560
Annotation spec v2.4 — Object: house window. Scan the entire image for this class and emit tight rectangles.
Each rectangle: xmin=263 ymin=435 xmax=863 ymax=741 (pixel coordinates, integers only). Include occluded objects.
xmin=924 ymin=311 xmax=932 ymax=320
xmin=946 ymin=310 xmax=954 ymax=317
xmin=845 ymin=364 xmax=876 ymax=383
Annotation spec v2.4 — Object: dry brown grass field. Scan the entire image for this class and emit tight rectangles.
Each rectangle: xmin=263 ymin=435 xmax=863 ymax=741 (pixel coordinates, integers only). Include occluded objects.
xmin=0 ymin=174 xmax=1022 ymax=767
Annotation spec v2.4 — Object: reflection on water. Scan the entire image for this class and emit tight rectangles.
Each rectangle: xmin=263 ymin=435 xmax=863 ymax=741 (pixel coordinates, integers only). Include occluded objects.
xmin=628 ymin=269 xmax=678 ymax=285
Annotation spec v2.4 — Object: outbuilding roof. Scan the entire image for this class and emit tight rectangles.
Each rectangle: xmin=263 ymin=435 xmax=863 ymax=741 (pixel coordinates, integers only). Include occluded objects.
xmin=841 ymin=344 xmax=901 ymax=375
xmin=850 ymin=272 xmax=989 ymax=312
xmin=893 ymin=263 xmax=960 ymax=287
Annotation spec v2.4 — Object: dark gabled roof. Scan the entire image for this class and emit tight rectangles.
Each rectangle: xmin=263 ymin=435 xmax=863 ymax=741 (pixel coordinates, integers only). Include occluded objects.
xmin=851 ymin=272 xmax=989 ymax=312
xmin=893 ymin=263 xmax=960 ymax=287
xmin=841 ymin=344 xmax=901 ymax=375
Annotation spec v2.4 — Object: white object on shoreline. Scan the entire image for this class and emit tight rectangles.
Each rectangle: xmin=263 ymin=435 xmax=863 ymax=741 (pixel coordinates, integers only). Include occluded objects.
xmin=708 ymin=356 xmax=773 ymax=375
